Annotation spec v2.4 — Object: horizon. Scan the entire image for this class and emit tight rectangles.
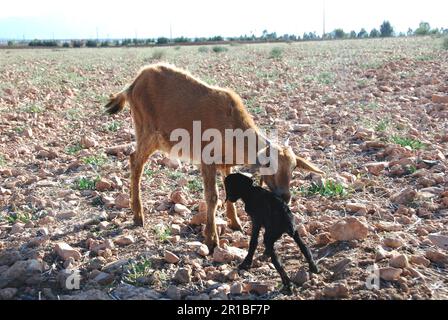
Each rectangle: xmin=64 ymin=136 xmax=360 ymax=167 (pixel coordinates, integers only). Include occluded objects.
xmin=1 ymin=0 xmax=447 ymax=40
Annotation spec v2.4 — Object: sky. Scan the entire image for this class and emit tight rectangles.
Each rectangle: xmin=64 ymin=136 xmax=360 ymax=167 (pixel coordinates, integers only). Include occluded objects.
xmin=0 ymin=0 xmax=447 ymax=40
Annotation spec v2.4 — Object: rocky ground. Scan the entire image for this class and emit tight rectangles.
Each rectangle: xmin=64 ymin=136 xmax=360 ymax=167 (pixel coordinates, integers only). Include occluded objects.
xmin=0 ymin=37 xmax=447 ymax=300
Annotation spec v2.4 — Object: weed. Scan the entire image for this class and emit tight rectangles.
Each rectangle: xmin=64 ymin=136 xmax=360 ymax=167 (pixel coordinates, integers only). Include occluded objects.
xmin=269 ymin=47 xmax=283 ymax=59
xmin=390 ymin=136 xmax=425 ymax=150
xmin=302 ymin=181 xmax=347 ymax=197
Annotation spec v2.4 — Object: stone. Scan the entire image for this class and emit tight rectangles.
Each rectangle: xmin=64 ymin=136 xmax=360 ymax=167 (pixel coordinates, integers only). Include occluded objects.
xmin=345 ymin=202 xmax=368 ymax=214
xmin=0 ymin=288 xmax=18 ymax=299
xmin=197 ymin=244 xmax=210 ymax=257
xmin=171 ymin=224 xmax=181 ymax=235
xmin=213 ymin=246 xmax=246 ymax=263
xmin=93 ymin=272 xmax=114 ymax=285
xmin=291 ymin=268 xmax=309 ymax=286
xmin=383 ymin=237 xmax=404 ymax=249
xmin=390 ymin=188 xmax=417 ymax=205
xmin=170 ymin=190 xmax=188 ymax=205
xmin=115 ymin=193 xmax=130 ymax=209
xmin=0 ymin=259 xmax=43 ymax=288
xmin=174 ymin=203 xmax=191 ymax=214
xmin=432 ymin=94 xmax=448 ymax=104
xmin=292 ymin=124 xmax=311 ymax=132
xmin=0 ymin=251 xmax=22 ymax=266
xmin=174 ymin=268 xmax=191 ymax=284
xmin=425 ymin=250 xmax=448 ymax=265
xmin=166 ymin=285 xmax=181 ymax=300
xmin=60 ymin=289 xmax=111 ymax=300
xmin=323 ymin=282 xmax=349 ymax=298
xmin=365 ymin=162 xmax=388 ymax=176
xmin=230 ymin=282 xmax=243 ymax=295
xmin=389 ymin=254 xmax=409 ymax=268
xmin=10 ymin=223 xmax=25 ymax=234
xmin=161 ymin=157 xmax=181 ymax=169
xmin=329 ymin=217 xmax=369 ymax=241
xmin=190 ymin=211 xmax=207 ymax=225
xmin=54 ymin=243 xmax=82 ymax=261
xmin=114 ymin=235 xmax=135 ymax=246
xmin=379 ymin=267 xmax=402 ymax=281
xmin=112 ymin=283 xmax=161 ymax=300
xmin=316 ymin=232 xmax=333 ymax=246
xmin=409 ymin=255 xmax=431 ymax=267
xmin=164 ymin=250 xmax=180 ymax=264
xmin=428 ymin=234 xmax=448 ymax=251
xmin=95 ymin=178 xmax=113 ymax=191
xmin=245 ymin=282 xmax=270 ymax=295
xmin=80 ymin=136 xmax=98 ymax=149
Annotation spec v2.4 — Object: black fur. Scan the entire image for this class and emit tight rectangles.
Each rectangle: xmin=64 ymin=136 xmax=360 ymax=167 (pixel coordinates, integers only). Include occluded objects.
xmin=224 ymin=173 xmax=319 ymax=288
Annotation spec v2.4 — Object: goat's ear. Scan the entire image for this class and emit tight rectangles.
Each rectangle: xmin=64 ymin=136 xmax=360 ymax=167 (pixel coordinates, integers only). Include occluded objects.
xmin=295 ymin=156 xmax=325 ymax=175
xmin=254 ymin=146 xmax=270 ymax=168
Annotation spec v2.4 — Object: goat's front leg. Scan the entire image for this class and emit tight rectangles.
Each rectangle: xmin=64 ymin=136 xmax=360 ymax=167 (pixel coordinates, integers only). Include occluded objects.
xmin=265 ymin=238 xmax=291 ymax=288
xmin=238 ymin=222 xmax=261 ymax=270
xmin=202 ymin=164 xmax=219 ymax=251
xmin=221 ymin=166 xmax=243 ymax=231
xmin=130 ymin=140 xmax=157 ymax=226
xmin=292 ymin=230 xmax=319 ymax=274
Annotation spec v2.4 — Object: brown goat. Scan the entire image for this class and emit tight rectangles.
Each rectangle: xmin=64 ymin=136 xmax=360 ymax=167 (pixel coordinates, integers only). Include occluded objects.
xmin=104 ymin=63 xmax=323 ymax=251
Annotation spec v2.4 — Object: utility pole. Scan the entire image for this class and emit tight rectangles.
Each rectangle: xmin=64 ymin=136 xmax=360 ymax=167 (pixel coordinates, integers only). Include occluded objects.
xmin=96 ymin=27 xmax=99 ymax=41
xmin=170 ymin=23 xmax=173 ymax=43
xmin=322 ymin=0 xmax=326 ymax=40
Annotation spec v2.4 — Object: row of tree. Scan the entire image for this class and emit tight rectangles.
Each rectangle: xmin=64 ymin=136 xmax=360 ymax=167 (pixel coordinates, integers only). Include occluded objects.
xmin=5 ymin=21 xmax=447 ymax=48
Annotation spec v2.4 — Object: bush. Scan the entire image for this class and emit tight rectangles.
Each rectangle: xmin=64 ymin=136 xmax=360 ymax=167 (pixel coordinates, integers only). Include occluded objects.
xmin=443 ymin=37 xmax=448 ymax=50
xmin=29 ymin=39 xmax=59 ymax=47
xmin=174 ymin=36 xmax=190 ymax=43
xmin=100 ymin=41 xmax=110 ymax=47
xmin=62 ymin=42 xmax=70 ymax=48
xmin=333 ymin=29 xmax=345 ymax=39
xmin=269 ymin=47 xmax=283 ymax=59
xmin=209 ymin=36 xmax=224 ymax=42
xmin=151 ymin=49 xmax=165 ymax=60
xmin=86 ymin=40 xmax=98 ymax=47
xmin=156 ymin=37 xmax=169 ymax=45
xmin=380 ymin=21 xmax=394 ymax=37
xmin=370 ymin=29 xmax=380 ymax=38
xmin=198 ymin=46 xmax=209 ymax=53
xmin=7 ymin=40 xmax=14 ymax=47
xmin=415 ymin=22 xmax=431 ymax=36
xmin=72 ymin=40 xmax=84 ymax=48
xmin=358 ymin=28 xmax=368 ymax=38
xmin=212 ymin=46 xmax=228 ymax=53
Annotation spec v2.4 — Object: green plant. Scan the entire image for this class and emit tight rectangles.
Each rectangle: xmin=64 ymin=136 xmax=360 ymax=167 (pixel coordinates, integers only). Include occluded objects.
xmin=82 ymin=155 xmax=107 ymax=166
xmin=66 ymin=108 xmax=81 ymax=120
xmin=168 ymin=171 xmax=183 ymax=180
xmin=198 ymin=46 xmax=209 ymax=53
xmin=24 ymin=104 xmax=45 ymax=114
xmin=212 ymin=46 xmax=228 ymax=53
xmin=123 ymin=259 xmax=153 ymax=286
xmin=151 ymin=49 xmax=165 ymax=60
xmin=269 ymin=47 xmax=283 ymax=59
xmin=76 ymin=176 xmax=98 ymax=190
xmin=153 ymin=224 xmax=171 ymax=242
xmin=390 ymin=136 xmax=425 ymax=150
xmin=187 ymin=179 xmax=203 ymax=192
xmin=443 ymin=37 xmax=448 ymax=50
xmin=105 ymin=121 xmax=121 ymax=132
xmin=144 ymin=168 xmax=156 ymax=178
xmin=375 ymin=119 xmax=390 ymax=132
xmin=317 ymin=72 xmax=334 ymax=85
xmin=302 ymin=181 xmax=347 ymax=198
xmin=0 ymin=155 xmax=6 ymax=167
xmin=6 ymin=211 xmax=32 ymax=224
xmin=66 ymin=143 xmax=83 ymax=155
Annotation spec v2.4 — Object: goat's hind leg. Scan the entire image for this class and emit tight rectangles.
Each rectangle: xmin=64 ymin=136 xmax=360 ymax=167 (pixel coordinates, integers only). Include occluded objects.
xmin=130 ymin=136 xmax=158 ymax=227
xmin=291 ymin=229 xmax=319 ymax=274
xmin=264 ymin=239 xmax=292 ymax=290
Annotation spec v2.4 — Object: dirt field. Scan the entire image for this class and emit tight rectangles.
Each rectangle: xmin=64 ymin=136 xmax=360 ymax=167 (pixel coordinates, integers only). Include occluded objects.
xmin=0 ymin=37 xmax=447 ymax=300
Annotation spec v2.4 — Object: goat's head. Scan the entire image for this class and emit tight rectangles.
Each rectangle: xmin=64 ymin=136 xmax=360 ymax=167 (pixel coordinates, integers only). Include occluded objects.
xmin=257 ymin=139 xmax=324 ymax=203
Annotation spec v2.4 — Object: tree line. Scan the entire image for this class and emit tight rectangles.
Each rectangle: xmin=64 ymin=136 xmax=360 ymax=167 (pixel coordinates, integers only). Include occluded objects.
xmin=5 ymin=21 xmax=447 ymax=48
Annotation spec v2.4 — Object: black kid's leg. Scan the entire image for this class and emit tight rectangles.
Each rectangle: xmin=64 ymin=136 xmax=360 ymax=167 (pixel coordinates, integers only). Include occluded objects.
xmin=239 ymin=223 xmax=261 ymax=270
xmin=292 ymin=230 xmax=319 ymax=274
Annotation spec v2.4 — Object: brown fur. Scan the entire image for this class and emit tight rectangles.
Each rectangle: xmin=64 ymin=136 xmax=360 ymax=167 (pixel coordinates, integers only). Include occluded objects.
xmin=104 ymin=63 xmax=324 ymax=251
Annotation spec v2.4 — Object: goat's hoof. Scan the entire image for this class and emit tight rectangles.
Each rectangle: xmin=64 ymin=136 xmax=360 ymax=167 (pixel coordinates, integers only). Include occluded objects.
xmin=133 ymin=217 xmax=145 ymax=227
xmin=204 ymin=239 xmax=219 ymax=253
xmin=310 ymin=264 xmax=320 ymax=274
xmin=280 ymin=284 xmax=293 ymax=295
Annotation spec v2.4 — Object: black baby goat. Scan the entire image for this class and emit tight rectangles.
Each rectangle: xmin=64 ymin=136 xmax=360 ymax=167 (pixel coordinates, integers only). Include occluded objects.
xmin=224 ymin=173 xmax=319 ymax=288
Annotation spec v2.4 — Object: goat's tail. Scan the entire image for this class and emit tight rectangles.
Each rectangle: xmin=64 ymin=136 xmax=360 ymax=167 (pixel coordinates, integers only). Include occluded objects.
xmin=104 ymin=84 xmax=133 ymax=115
